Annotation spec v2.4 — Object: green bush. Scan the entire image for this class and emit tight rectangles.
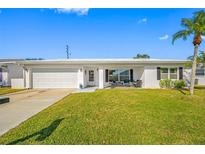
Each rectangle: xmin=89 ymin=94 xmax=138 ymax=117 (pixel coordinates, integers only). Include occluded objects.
xmin=174 ymin=80 xmax=186 ymax=89
xmin=160 ymin=79 xmax=186 ymax=89
xmin=159 ymin=79 xmax=174 ymax=88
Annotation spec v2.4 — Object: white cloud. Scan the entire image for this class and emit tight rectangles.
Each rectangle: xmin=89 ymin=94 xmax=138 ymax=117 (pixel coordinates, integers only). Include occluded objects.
xmin=54 ymin=8 xmax=89 ymax=16
xmin=159 ymin=34 xmax=169 ymax=40
xmin=138 ymin=18 xmax=147 ymax=24
xmin=201 ymin=35 xmax=205 ymax=40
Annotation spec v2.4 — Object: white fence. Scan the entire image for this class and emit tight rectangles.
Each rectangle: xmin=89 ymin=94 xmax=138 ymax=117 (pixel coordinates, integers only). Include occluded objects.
xmin=11 ymin=78 xmax=24 ymax=89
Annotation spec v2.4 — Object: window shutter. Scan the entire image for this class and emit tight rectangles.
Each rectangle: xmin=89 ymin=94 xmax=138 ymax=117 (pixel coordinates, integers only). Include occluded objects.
xmin=157 ymin=67 xmax=161 ymax=80
xmin=105 ymin=69 xmax=109 ymax=82
xmin=130 ymin=69 xmax=133 ymax=82
xmin=179 ymin=67 xmax=183 ymax=79
xmin=0 ymin=68 xmax=2 ymax=82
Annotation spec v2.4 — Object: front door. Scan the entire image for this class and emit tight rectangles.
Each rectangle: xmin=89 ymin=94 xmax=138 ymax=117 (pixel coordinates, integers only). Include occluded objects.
xmin=88 ymin=70 xmax=95 ymax=86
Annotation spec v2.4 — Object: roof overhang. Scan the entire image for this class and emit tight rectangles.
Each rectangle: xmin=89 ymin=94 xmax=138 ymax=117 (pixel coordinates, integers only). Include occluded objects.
xmin=17 ymin=59 xmax=190 ymax=65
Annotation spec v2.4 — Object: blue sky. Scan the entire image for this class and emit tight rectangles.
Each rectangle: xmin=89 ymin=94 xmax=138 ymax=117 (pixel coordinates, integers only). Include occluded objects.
xmin=0 ymin=8 xmax=205 ymax=59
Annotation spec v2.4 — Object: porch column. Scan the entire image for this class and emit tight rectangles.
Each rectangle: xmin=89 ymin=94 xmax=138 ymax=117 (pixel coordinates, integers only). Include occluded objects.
xmin=78 ymin=68 xmax=84 ymax=89
xmin=25 ymin=68 xmax=32 ymax=89
xmin=99 ymin=68 xmax=104 ymax=89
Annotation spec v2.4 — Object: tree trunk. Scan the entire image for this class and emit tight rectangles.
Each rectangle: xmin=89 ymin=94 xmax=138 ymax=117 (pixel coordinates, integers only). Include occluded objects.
xmin=190 ymin=44 xmax=199 ymax=95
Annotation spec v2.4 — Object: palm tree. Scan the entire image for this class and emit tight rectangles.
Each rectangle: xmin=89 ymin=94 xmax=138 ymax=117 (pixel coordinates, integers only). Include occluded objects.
xmin=172 ymin=10 xmax=205 ymax=95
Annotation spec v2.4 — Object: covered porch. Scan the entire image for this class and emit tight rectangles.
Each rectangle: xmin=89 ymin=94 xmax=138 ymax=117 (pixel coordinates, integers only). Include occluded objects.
xmin=82 ymin=66 xmax=145 ymax=89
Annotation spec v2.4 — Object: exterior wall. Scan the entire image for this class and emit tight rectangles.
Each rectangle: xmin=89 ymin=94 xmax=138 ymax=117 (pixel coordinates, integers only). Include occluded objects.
xmin=84 ymin=67 xmax=99 ymax=87
xmin=78 ymin=68 xmax=84 ymax=89
xmin=183 ymin=68 xmax=191 ymax=86
xmin=196 ymin=76 xmax=205 ymax=85
xmin=144 ymin=66 xmax=159 ymax=88
xmin=18 ymin=62 xmax=205 ymax=89
xmin=0 ymin=63 xmax=24 ymax=87
xmin=2 ymin=69 xmax=8 ymax=86
xmin=133 ymin=67 xmax=145 ymax=87
xmin=7 ymin=64 xmax=23 ymax=86
xmin=144 ymin=65 xmax=191 ymax=88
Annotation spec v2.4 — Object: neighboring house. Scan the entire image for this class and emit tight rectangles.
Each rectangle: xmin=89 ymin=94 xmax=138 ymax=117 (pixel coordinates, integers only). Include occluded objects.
xmin=0 ymin=58 xmax=205 ymax=89
xmin=195 ymin=67 xmax=205 ymax=85
xmin=0 ymin=59 xmax=24 ymax=88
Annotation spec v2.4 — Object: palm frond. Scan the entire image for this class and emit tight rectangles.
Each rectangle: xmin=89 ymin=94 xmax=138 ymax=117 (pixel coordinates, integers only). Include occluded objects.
xmin=187 ymin=54 xmax=201 ymax=64
xmin=199 ymin=50 xmax=205 ymax=64
xmin=187 ymin=55 xmax=194 ymax=60
xmin=172 ymin=30 xmax=192 ymax=44
xmin=194 ymin=10 xmax=205 ymax=23
xmin=193 ymin=10 xmax=205 ymax=30
xmin=181 ymin=18 xmax=194 ymax=30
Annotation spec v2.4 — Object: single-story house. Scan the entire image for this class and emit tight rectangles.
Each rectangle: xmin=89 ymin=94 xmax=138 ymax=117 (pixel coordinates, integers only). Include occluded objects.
xmin=0 ymin=59 xmax=24 ymax=87
xmin=0 ymin=59 xmax=205 ymax=89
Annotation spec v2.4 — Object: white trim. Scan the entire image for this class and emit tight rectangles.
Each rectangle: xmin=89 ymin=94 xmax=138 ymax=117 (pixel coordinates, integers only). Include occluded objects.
xmin=17 ymin=59 xmax=190 ymax=65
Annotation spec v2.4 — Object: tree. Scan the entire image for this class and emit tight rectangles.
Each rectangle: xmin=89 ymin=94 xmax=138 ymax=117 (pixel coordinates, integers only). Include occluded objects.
xmin=199 ymin=50 xmax=205 ymax=65
xmin=25 ymin=58 xmax=44 ymax=60
xmin=187 ymin=50 xmax=205 ymax=66
xmin=133 ymin=53 xmax=150 ymax=59
xmin=172 ymin=10 xmax=205 ymax=95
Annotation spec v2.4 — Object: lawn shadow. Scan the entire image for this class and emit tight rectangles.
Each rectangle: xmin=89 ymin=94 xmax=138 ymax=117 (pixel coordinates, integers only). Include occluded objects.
xmin=7 ymin=118 xmax=64 ymax=145
xmin=194 ymin=86 xmax=205 ymax=90
xmin=177 ymin=89 xmax=188 ymax=95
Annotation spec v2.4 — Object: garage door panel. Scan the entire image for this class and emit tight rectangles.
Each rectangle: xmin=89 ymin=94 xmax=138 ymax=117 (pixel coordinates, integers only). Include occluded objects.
xmin=32 ymin=68 xmax=78 ymax=88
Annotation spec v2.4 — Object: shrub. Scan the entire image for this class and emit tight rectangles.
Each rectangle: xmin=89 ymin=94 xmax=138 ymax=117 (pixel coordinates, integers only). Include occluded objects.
xmin=160 ymin=79 xmax=186 ymax=89
xmin=159 ymin=79 xmax=174 ymax=88
xmin=174 ymin=80 xmax=186 ymax=89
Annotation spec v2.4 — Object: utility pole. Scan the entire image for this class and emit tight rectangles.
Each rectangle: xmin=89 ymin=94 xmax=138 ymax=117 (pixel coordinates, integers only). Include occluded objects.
xmin=66 ymin=44 xmax=71 ymax=59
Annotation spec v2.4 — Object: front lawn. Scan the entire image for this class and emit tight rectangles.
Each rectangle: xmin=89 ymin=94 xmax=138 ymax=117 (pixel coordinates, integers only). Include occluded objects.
xmin=0 ymin=88 xmax=24 ymax=95
xmin=0 ymin=88 xmax=205 ymax=144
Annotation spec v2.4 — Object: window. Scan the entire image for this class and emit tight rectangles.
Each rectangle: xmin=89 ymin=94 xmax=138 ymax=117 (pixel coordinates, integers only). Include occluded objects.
xmin=108 ymin=70 xmax=118 ymax=82
xmin=119 ymin=69 xmax=129 ymax=81
xmin=108 ymin=69 xmax=130 ymax=82
xmin=89 ymin=70 xmax=94 ymax=82
xmin=160 ymin=68 xmax=178 ymax=79
xmin=160 ymin=68 xmax=168 ymax=79
xmin=196 ymin=68 xmax=205 ymax=76
xmin=170 ymin=68 xmax=177 ymax=79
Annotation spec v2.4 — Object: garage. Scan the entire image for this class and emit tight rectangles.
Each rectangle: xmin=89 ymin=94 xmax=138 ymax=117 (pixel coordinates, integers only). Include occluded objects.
xmin=32 ymin=68 xmax=78 ymax=88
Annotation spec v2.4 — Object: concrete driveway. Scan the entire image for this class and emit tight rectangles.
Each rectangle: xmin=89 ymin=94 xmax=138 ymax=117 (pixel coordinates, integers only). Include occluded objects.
xmin=0 ymin=89 xmax=73 ymax=136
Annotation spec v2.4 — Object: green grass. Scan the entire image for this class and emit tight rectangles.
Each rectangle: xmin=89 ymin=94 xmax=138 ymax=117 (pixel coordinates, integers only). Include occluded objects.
xmin=0 ymin=88 xmax=205 ymax=144
xmin=0 ymin=88 xmax=24 ymax=95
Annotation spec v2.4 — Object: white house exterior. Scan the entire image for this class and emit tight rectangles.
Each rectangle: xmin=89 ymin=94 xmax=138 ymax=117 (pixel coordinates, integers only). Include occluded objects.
xmin=1 ymin=59 xmax=205 ymax=89
xmin=0 ymin=59 xmax=24 ymax=88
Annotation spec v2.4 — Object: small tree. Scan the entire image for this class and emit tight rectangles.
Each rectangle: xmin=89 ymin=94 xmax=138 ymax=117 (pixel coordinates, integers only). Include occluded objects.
xmin=172 ymin=10 xmax=205 ymax=95
xmin=133 ymin=54 xmax=150 ymax=59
